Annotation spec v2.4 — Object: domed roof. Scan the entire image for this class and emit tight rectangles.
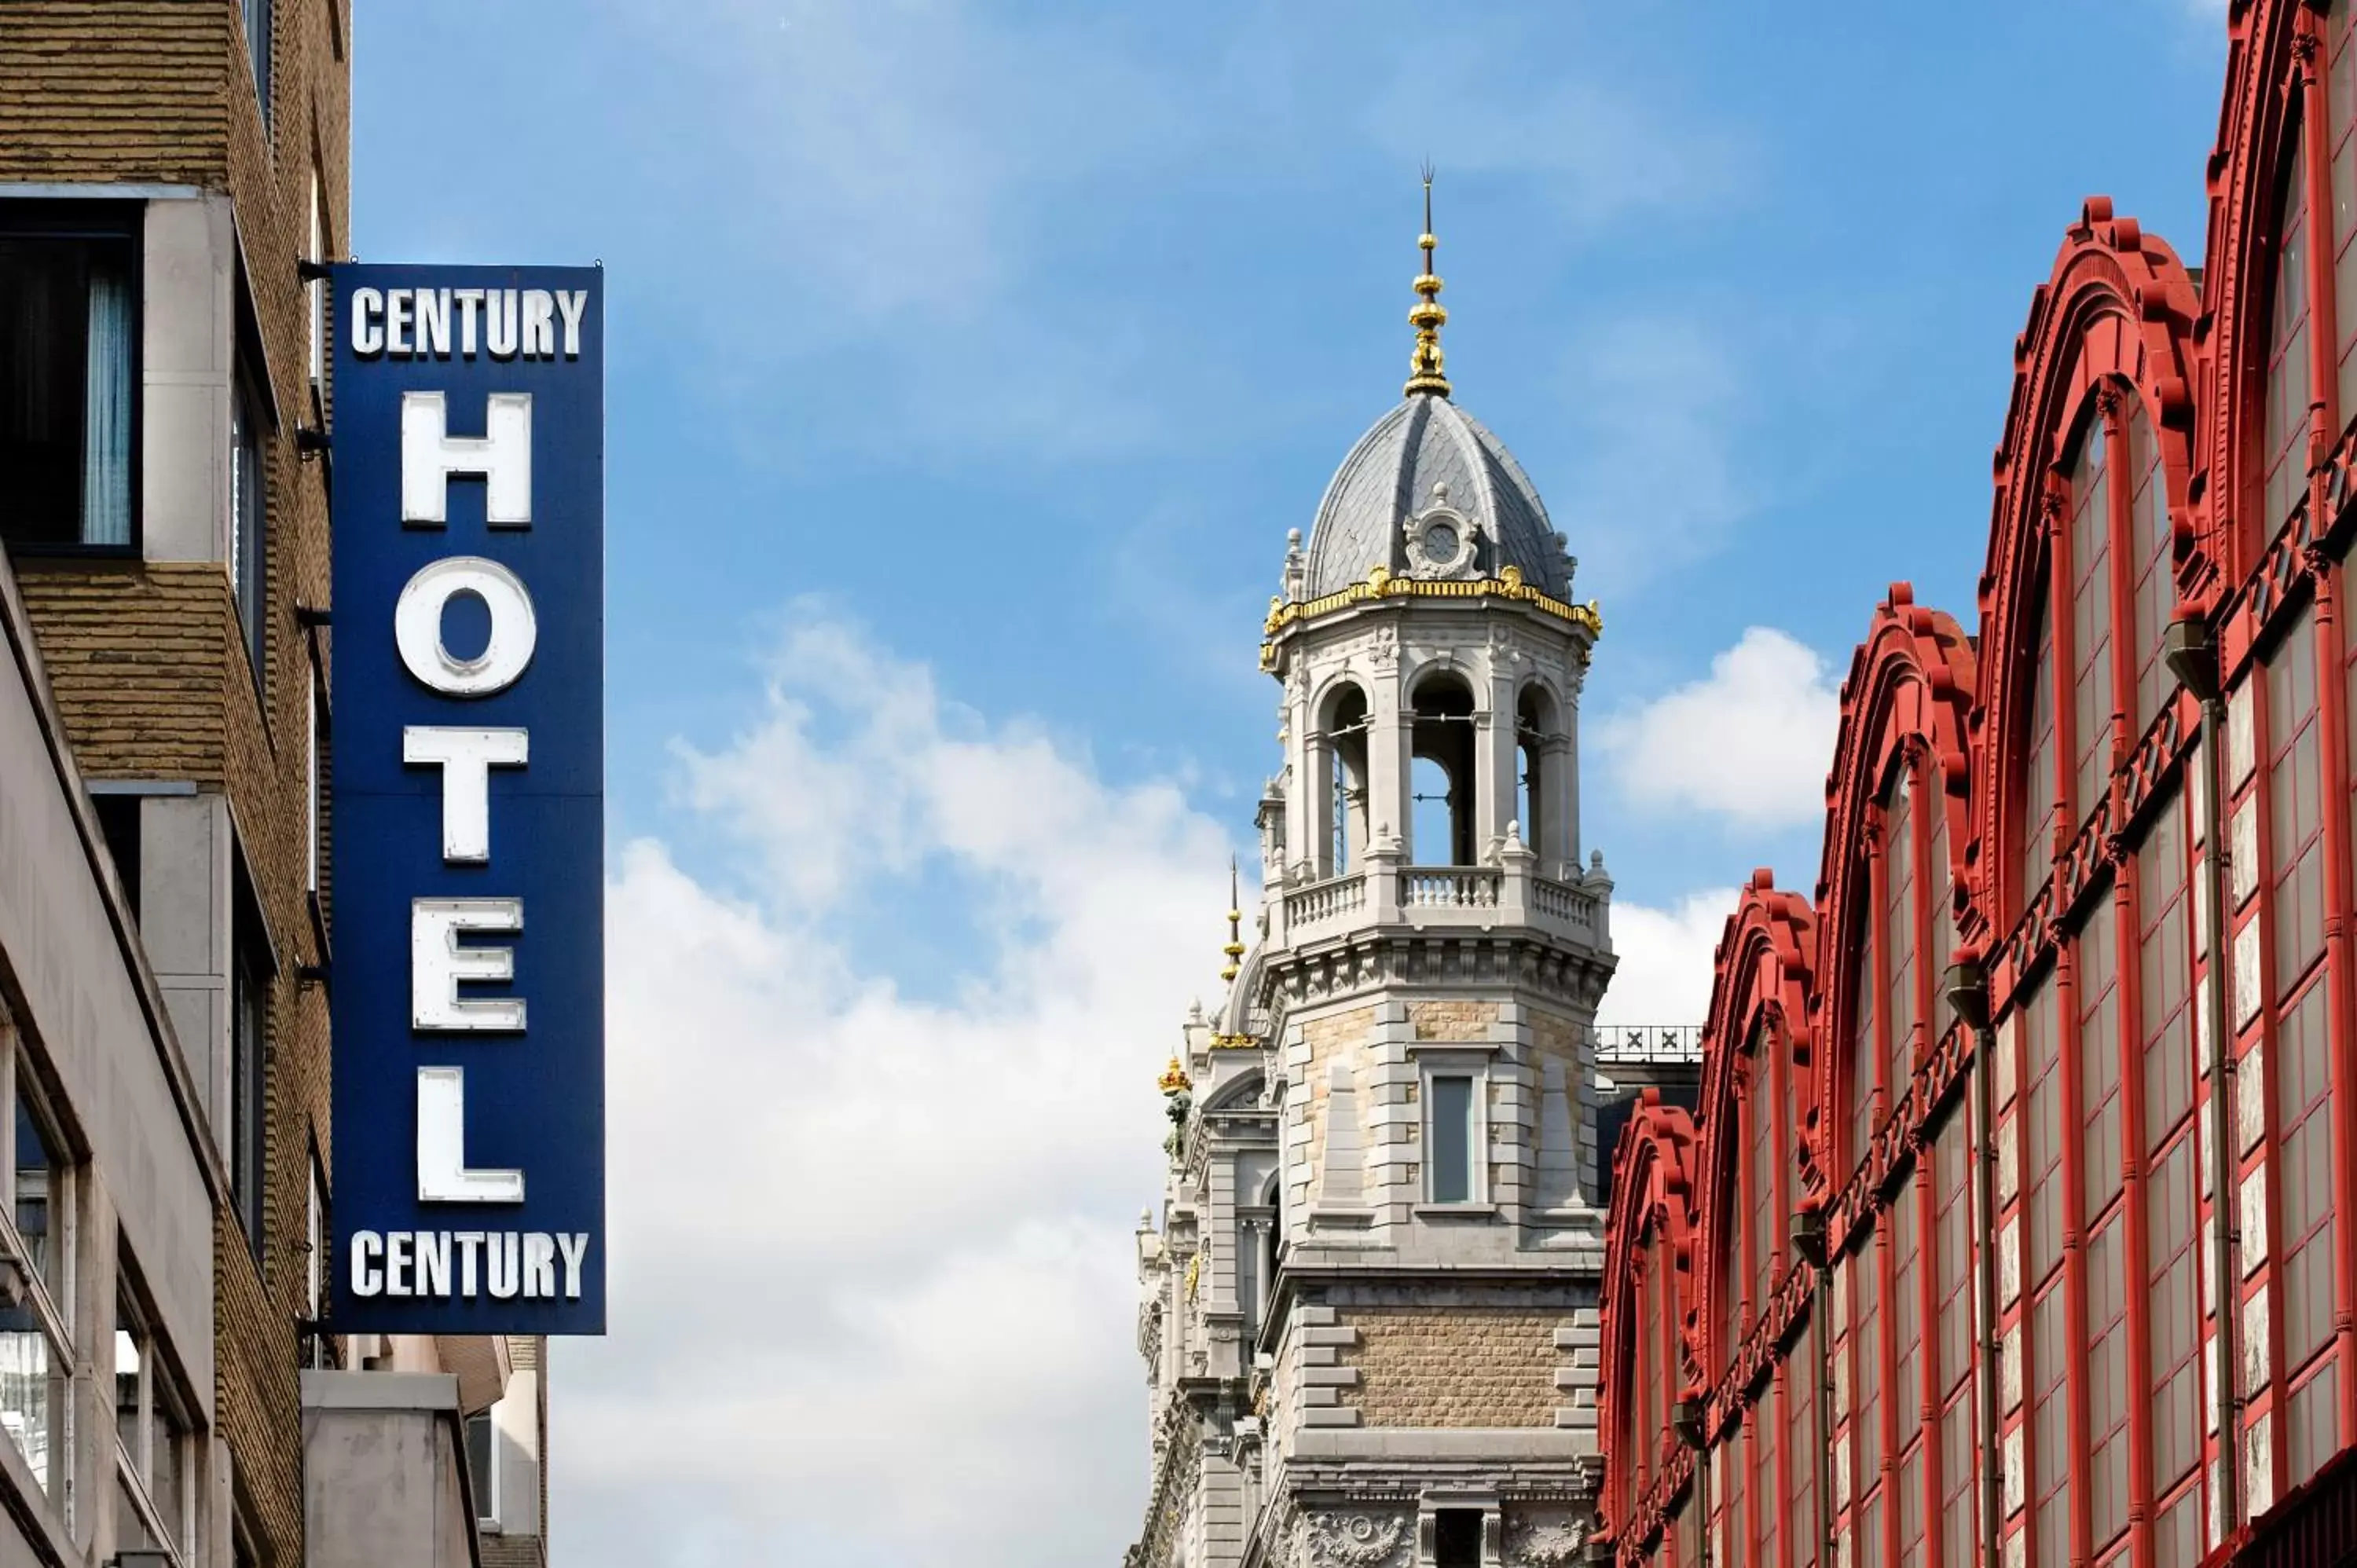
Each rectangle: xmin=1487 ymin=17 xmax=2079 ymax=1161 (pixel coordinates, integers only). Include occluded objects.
xmin=1302 ymin=393 xmax=1571 ymax=599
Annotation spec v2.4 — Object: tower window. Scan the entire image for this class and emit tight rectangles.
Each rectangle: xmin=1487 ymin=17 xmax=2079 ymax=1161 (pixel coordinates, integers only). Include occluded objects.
xmin=1320 ymin=685 xmax=1369 ymax=875
xmin=1427 ymin=1074 xmax=1475 ymax=1203
xmin=1409 ymin=670 xmax=1477 ymax=865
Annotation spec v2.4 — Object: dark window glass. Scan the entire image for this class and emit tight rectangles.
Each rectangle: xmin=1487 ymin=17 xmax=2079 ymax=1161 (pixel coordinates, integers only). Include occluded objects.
xmin=232 ymin=934 xmax=267 ymax=1254
xmin=2128 ymin=411 xmax=2175 ymax=734
xmin=92 ymin=793 xmax=141 ymax=922
xmin=243 ymin=0 xmax=273 ymax=123
xmin=2069 ymin=416 xmax=2114 ymax=819
xmin=1434 ymin=1511 xmax=1481 ymax=1568
xmin=0 ymin=216 xmax=134 ymax=548
xmin=2268 ymin=612 xmax=2324 ymax=994
xmin=2022 ymin=577 xmax=2058 ymax=909
xmin=1428 ymin=1075 xmax=1472 ymax=1204
xmin=231 ymin=375 xmax=268 ymax=681
xmin=2267 ymin=132 xmax=2314 ymax=533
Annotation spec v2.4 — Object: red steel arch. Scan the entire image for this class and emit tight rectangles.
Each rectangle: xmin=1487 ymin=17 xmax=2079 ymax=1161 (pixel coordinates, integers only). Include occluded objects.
xmin=1598 ymin=1094 xmax=1703 ymax=1563
xmin=1977 ymin=203 xmax=2201 ymax=973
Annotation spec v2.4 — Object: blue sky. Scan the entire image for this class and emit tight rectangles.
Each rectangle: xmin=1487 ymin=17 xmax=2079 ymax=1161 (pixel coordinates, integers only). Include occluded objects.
xmin=353 ymin=4 xmax=2227 ymax=1563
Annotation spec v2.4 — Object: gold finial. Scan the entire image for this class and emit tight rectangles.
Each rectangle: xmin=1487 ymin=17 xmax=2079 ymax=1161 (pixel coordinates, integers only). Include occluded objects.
xmin=1220 ymin=858 xmax=1246 ymax=983
xmin=1406 ymin=164 xmax=1450 ymax=398
xmin=1158 ymin=1055 xmax=1193 ymax=1096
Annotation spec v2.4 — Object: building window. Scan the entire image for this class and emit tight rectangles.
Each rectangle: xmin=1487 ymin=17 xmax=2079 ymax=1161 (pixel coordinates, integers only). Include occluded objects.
xmin=2020 ymin=574 xmax=2058 ymax=910
xmin=2277 ymin=980 xmax=2336 ymax=1387
xmin=115 ymin=1281 xmax=192 ymax=1556
xmin=0 ymin=206 xmax=135 ymax=550
xmin=1320 ymin=686 xmax=1369 ymax=877
xmin=242 ymin=0 xmax=273 ymax=125
xmin=2267 ymin=126 xmax=2314 ymax=537
xmin=2128 ymin=410 xmax=2174 ymax=736
xmin=1425 ymin=1073 xmax=1476 ymax=1205
xmin=0 ymin=1035 xmax=73 ymax=1505
xmin=2029 ymin=1282 xmax=2070 ymax=1568
xmin=305 ymin=1149 xmax=325 ymax=1323
xmin=230 ymin=370 xmax=268 ymax=683
xmin=1409 ymin=670 xmax=1477 ymax=866
xmin=466 ymin=1410 xmax=501 ymax=1530
xmin=1846 ymin=923 xmax=1875 ymax=1178
xmin=2067 ymin=416 xmax=2114 ymax=819
xmin=232 ymin=913 xmax=269 ymax=1257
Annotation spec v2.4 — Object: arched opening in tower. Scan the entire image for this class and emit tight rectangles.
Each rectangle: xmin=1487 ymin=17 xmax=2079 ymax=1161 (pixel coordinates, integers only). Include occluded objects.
xmin=1409 ymin=669 xmax=1477 ymax=866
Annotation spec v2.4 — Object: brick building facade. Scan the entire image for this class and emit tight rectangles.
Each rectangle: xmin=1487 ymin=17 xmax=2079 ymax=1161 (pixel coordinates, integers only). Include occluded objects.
xmin=1 ymin=4 xmax=551 ymax=1564
xmin=1599 ymin=4 xmax=2357 ymax=1566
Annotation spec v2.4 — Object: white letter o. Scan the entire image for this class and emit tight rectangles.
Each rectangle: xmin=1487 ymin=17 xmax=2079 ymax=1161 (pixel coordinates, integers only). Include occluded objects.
xmin=394 ymin=556 xmax=538 ymax=697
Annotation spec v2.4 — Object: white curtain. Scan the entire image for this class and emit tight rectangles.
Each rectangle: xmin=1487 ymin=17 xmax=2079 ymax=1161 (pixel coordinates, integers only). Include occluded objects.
xmin=80 ymin=261 xmax=132 ymax=547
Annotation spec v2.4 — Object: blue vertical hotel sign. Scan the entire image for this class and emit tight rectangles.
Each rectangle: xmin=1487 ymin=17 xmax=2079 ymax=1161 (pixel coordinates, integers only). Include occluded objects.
xmin=329 ymin=266 xmax=606 ymax=1335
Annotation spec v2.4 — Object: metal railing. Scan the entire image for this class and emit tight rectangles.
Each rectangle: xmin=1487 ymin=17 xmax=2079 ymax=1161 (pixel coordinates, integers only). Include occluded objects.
xmin=1592 ymin=1024 xmax=1704 ymax=1064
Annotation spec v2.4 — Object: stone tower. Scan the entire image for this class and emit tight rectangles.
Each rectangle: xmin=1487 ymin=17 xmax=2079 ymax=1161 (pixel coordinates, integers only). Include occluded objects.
xmin=1129 ymin=186 xmax=1618 ymax=1568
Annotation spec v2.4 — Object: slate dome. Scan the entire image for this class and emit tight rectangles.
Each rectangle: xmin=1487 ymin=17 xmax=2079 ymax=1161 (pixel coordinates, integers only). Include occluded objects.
xmin=1301 ymin=393 xmax=1572 ymax=599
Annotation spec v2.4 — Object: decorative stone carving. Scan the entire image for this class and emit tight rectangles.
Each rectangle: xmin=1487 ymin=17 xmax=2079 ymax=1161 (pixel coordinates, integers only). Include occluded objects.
xmin=1505 ymin=1511 xmax=1589 ymax=1568
xmin=1303 ymin=1511 xmax=1411 ymax=1568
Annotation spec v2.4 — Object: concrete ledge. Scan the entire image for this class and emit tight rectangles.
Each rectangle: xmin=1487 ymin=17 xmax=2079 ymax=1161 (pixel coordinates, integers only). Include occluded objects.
xmin=1292 ymin=1427 xmax=1586 ymax=1460
xmin=301 ymin=1370 xmax=460 ymax=1412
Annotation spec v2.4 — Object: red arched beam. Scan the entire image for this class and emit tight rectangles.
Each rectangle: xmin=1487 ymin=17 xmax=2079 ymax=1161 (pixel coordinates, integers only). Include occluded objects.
xmin=1975 ymin=204 xmax=2200 ymax=1000
xmin=1813 ymin=584 xmax=1979 ymax=1249
xmin=1692 ymin=869 xmax=1819 ymax=1425
xmin=2198 ymin=0 xmax=2322 ymax=612
xmin=1599 ymin=1094 xmax=1703 ymax=1561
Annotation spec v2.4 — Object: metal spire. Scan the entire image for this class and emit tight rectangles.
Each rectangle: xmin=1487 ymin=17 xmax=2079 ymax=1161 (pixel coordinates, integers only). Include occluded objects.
xmin=1405 ymin=165 xmax=1451 ymax=398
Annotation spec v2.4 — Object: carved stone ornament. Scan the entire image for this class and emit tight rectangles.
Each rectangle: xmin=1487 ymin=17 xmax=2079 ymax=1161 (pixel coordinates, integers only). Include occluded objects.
xmin=1404 ymin=485 xmax=1480 ymax=580
xmin=1369 ymin=625 xmax=1401 ymax=667
xmin=1302 ymin=1511 xmax=1412 ymax=1568
xmin=1504 ymin=1513 xmax=1589 ymax=1568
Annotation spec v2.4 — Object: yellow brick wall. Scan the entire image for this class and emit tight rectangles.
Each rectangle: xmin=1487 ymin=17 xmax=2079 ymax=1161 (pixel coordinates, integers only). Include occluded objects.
xmin=1299 ymin=1006 xmax=1374 ymax=1172
xmin=1341 ymin=1308 xmax=1562 ymax=1427
xmin=1410 ymin=999 xmax=1500 ymax=1041
xmin=0 ymin=5 xmax=235 ymax=185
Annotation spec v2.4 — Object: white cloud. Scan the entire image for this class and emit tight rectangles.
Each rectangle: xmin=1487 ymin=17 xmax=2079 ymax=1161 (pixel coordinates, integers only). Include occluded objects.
xmin=1596 ymin=888 xmax=1737 ymax=1030
xmin=562 ymin=611 xmax=1232 ymax=1568
xmin=559 ymin=611 xmax=1765 ymax=1566
xmin=1599 ymin=627 xmax=1840 ymax=830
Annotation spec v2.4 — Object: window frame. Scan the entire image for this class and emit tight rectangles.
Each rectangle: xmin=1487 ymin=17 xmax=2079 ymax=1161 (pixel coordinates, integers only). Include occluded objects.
xmin=465 ymin=1408 xmax=502 ymax=1531
xmin=0 ymin=1018 xmax=77 ymax=1514
xmin=1417 ymin=1057 xmax=1487 ymax=1209
xmin=0 ymin=200 xmax=143 ymax=557
xmin=114 ymin=1273 xmax=195 ymax=1561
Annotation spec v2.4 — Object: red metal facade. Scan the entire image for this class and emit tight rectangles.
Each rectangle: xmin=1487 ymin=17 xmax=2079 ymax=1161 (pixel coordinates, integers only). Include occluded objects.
xmin=1597 ymin=4 xmax=2357 ymax=1564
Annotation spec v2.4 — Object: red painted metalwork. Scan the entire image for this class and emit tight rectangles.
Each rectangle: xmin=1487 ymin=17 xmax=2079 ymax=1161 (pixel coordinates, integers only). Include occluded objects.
xmin=1596 ymin=5 xmax=2357 ymax=1557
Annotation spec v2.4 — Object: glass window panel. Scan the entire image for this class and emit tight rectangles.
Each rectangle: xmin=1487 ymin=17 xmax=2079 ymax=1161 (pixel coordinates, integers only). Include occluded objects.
xmin=2148 ymin=1134 xmax=2202 ymax=1490
xmin=2129 ymin=409 xmax=2176 ymax=734
xmin=0 ymin=1317 xmax=62 ymax=1497
xmin=2069 ymin=417 xmax=2115 ymax=819
xmin=2088 ymin=1220 xmax=2130 ymax=1548
xmin=2335 ymin=0 xmax=2357 ymax=423
xmin=2267 ymin=134 xmax=2315 ymax=533
xmin=2022 ymin=980 xmax=2064 ymax=1284
xmin=2289 ymin=1359 xmax=2340 ymax=1489
xmin=1893 ymin=1178 xmax=1923 ymax=1430
xmin=1850 ymin=929 xmax=1876 ymax=1178
xmin=2022 ymin=577 xmax=2058 ymax=908
xmin=13 ymin=1092 xmax=61 ymax=1300
xmin=2268 ymin=612 xmax=2325 ymax=994
xmin=2139 ymin=791 xmax=2194 ymax=1142
xmin=2030 ymin=1284 xmax=2071 ymax=1568
xmin=2079 ymin=902 xmax=2124 ymax=1222
xmin=1428 ymin=1075 xmax=1472 ymax=1204
xmin=0 ymin=228 xmax=134 ymax=548
xmin=1885 ymin=771 xmax=1919 ymax=1087
xmin=115 ymin=1324 xmax=140 ymax=1461
xmin=2276 ymin=980 xmax=2336 ymax=1365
